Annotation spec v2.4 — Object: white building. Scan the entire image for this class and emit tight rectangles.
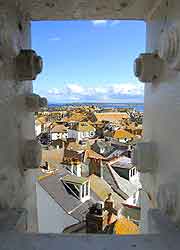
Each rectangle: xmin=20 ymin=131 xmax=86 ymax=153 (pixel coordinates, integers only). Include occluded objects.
xmin=50 ymin=124 xmax=68 ymax=141
xmin=110 ymin=156 xmax=141 ymax=188
xmin=64 ymin=160 xmax=83 ymax=177
xmin=35 ymin=119 xmax=42 ymax=137
xmin=68 ymin=122 xmax=95 ymax=141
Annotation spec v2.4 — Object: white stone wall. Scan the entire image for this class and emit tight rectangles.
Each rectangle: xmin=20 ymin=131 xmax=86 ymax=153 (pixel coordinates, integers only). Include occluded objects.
xmin=36 ymin=182 xmax=78 ymax=233
xmin=0 ymin=3 xmax=35 ymax=209
xmin=23 ymin=169 xmax=43 ymax=232
xmin=141 ymin=0 xmax=180 ymax=232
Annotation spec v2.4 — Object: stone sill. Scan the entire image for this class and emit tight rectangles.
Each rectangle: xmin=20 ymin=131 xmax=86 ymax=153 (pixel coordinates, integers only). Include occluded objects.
xmin=0 ymin=232 xmax=178 ymax=250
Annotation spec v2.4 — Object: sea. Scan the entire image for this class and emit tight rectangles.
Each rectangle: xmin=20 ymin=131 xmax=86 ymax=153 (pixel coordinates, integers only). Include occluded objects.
xmin=48 ymin=103 xmax=144 ymax=112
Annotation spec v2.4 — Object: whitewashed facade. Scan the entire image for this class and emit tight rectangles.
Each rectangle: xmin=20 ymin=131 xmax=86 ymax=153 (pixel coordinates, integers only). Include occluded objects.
xmin=51 ymin=132 xmax=68 ymax=141
xmin=68 ymin=129 xmax=95 ymax=141
xmin=35 ymin=123 xmax=42 ymax=137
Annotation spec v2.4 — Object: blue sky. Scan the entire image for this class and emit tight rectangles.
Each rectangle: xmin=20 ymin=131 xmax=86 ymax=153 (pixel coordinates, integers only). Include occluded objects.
xmin=32 ymin=20 xmax=145 ymax=103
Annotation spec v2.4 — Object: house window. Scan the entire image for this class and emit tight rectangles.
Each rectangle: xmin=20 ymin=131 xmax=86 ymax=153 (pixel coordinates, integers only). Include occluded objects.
xmin=73 ymin=165 xmax=77 ymax=175
xmin=130 ymin=168 xmax=133 ymax=177
xmin=90 ymin=131 xmax=94 ymax=136
xmin=66 ymin=183 xmax=80 ymax=198
xmin=86 ymin=182 xmax=89 ymax=196
xmin=133 ymin=193 xmax=136 ymax=204
xmin=131 ymin=167 xmax=136 ymax=177
xmin=82 ymin=184 xmax=85 ymax=198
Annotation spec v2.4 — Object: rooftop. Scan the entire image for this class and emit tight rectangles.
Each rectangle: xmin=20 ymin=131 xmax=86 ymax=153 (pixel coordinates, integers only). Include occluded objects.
xmin=91 ymin=140 xmax=116 ymax=158
xmin=114 ymin=216 xmax=139 ymax=235
xmin=103 ymin=166 xmax=137 ymax=199
xmin=111 ymin=156 xmax=133 ymax=170
xmin=89 ymin=174 xmax=124 ymax=211
xmin=85 ymin=149 xmax=105 ymax=160
xmin=113 ymin=129 xmax=134 ymax=139
xmin=50 ymin=125 xmax=67 ymax=133
xmin=38 ymin=168 xmax=96 ymax=221
xmin=62 ymin=175 xmax=88 ymax=185
xmin=66 ymin=142 xmax=86 ymax=152
xmin=72 ymin=122 xmax=95 ymax=132
xmin=95 ymin=112 xmax=129 ymax=122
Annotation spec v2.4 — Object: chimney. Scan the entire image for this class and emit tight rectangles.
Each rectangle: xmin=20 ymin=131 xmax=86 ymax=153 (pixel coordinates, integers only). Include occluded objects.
xmin=89 ymin=159 xmax=103 ymax=178
xmin=104 ymin=193 xmax=114 ymax=224
xmin=86 ymin=201 xmax=108 ymax=233
xmin=104 ymin=193 xmax=114 ymax=211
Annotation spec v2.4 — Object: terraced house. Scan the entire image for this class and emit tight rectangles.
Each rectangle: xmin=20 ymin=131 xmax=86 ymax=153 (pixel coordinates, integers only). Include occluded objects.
xmin=68 ymin=122 xmax=96 ymax=141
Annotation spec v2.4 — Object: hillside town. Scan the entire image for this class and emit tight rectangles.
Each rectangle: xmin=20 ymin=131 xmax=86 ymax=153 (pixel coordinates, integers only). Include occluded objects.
xmin=35 ymin=105 xmax=143 ymax=234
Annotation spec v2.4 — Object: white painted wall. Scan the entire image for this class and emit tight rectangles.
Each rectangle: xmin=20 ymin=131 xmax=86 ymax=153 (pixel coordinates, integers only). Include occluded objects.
xmin=35 ymin=124 xmax=42 ymax=137
xmin=68 ymin=129 xmax=79 ymax=140
xmin=126 ymin=190 xmax=141 ymax=207
xmin=65 ymin=164 xmax=81 ymax=177
xmin=68 ymin=129 xmax=95 ymax=141
xmin=79 ymin=182 xmax=90 ymax=203
xmin=36 ymin=182 xmax=78 ymax=233
xmin=129 ymin=168 xmax=141 ymax=188
xmin=51 ymin=132 xmax=67 ymax=141
xmin=75 ymin=165 xmax=82 ymax=177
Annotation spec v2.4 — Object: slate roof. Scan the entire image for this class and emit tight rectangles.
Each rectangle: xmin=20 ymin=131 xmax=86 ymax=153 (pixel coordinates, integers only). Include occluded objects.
xmin=38 ymin=166 xmax=98 ymax=222
xmin=91 ymin=140 xmax=128 ymax=159
xmin=103 ymin=165 xmax=137 ymax=200
xmin=91 ymin=140 xmax=116 ymax=157
xmin=109 ymin=166 xmax=137 ymax=198
xmin=111 ymin=156 xmax=133 ymax=170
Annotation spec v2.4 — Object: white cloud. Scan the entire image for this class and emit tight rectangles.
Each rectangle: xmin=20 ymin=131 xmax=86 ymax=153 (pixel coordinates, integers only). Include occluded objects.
xmin=110 ymin=20 xmax=120 ymax=25
xmin=48 ymin=37 xmax=61 ymax=41
xmin=48 ymin=88 xmax=61 ymax=95
xmin=91 ymin=20 xmax=108 ymax=25
xmin=91 ymin=20 xmax=121 ymax=26
xmin=47 ymin=83 xmax=144 ymax=102
xmin=66 ymin=84 xmax=84 ymax=94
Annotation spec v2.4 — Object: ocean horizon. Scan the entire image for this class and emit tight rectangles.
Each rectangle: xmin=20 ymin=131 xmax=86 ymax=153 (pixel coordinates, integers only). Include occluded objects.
xmin=48 ymin=102 xmax=144 ymax=112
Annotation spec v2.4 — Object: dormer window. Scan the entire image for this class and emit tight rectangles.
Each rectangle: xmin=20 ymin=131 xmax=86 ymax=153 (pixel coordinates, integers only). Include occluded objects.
xmin=62 ymin=175 xmax=90 ymax=203
xmin=130 ymin=167 xmax=136 ymax=177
